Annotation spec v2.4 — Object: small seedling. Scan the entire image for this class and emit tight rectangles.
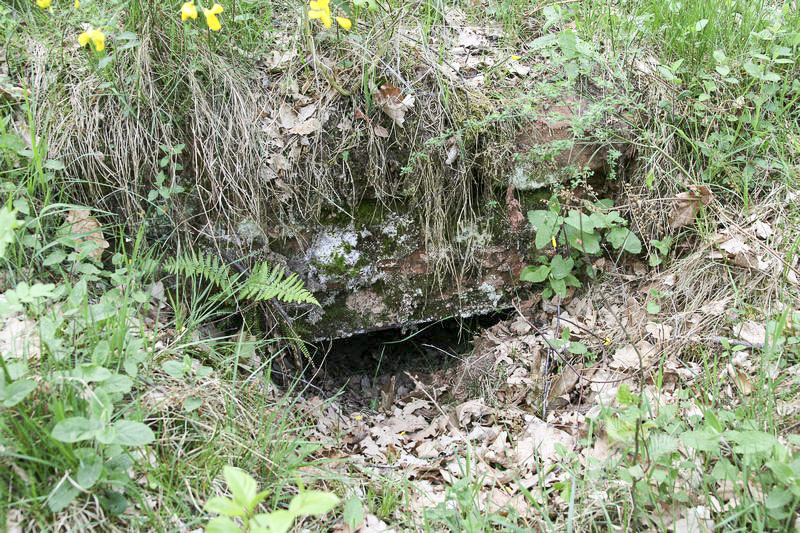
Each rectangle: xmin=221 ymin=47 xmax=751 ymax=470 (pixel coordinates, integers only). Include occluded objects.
xmin=205 ymin=466 xmax=340 ymax=533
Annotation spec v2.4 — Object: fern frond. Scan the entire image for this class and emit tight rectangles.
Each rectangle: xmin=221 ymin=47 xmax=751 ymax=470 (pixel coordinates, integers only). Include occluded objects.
xmin=240 ymin=261 xmax=319 ymax=305
xmin=166 ymin=251 xmax=318 ymax=306
xmin=164 ymin=250 xmax=235 ymax=290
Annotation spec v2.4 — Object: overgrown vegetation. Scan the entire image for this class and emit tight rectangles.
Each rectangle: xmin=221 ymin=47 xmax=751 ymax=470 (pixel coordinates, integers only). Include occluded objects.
xmin=1 ymin=0 xmax=800 ymax=531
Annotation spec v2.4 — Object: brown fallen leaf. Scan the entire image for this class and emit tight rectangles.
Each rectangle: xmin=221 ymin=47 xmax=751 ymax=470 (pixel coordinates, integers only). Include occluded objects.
xmin=65 ymin=209 xmax=109 ymax=262
xmin=278 ymin=103 xmax=298 ymax=129
xmin=645 ymin=321 xmax=673 ymax=342
xmin=700 ymin=298 xmax=728 ymax=316
xmin=713 ymin=233 xmax=771 ymax=271
xmin=670 ymin=505 xmax=714 ymax=533
xmin=372 ymin=124 xmax=390 ymax=138
xmin=515 ymin=417 xmax=575 ymax=469
xmin=610 ymin=340 xmax=656 ymax=370
xmin=374 ymin=84 xmax=415 ymax=127
xmin=0 ymin=315 xmax=40 ymax=360
xmin=751 ymin=220 xmax=773 ymax=239
xmin=728 ymin=365 xmax=752 ymax=395
xmin=734 ymin=321 xmax=766 ymax=346
xmin=669 ymin=185 xmax=713 ymax=228
xmin=505 ymin=185 xmax=524 ymax=231
xmin=288 ymin=118 xmax=322 ymax=135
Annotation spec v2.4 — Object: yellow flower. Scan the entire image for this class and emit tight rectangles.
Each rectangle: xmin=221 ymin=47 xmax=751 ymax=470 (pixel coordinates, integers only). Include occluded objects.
xmin=551 ymin=236 xmax=557 ymax=249
xmin=180 ymin=1 xmax=198 ymax=21
xmin=74 ymin=0 xmax=80 ymax=8
xmin=335 ymin=16 xmax=352 ymax=30
xmin=78 ymin=27 xmax=106 ymax=51
xmin=36 ymin=0 xmax=52 ymax=8
xmin=202 ymin=3 xmax=224 ymax=31
xmin=511 ymin=55 xmax=521 ymax=60
xmin=309 ymin=0 xmax=332 ymax=28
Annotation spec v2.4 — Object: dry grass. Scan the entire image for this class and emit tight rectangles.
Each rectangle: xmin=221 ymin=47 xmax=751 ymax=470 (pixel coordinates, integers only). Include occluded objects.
xmin=21 ymin=0 xmax=631 ymax=285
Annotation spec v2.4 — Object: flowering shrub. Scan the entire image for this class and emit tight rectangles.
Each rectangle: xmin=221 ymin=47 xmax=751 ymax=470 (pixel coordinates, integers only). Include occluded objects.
xmin=308 ymin=0 xmax=351 ymax=30
xmin=78 ymin=27 xmax=104 ymax=51
xmin=35 ymin=0 xmax=357 ymax=60
xmin=34 ymin=0 xmax=227 ymax=56
xmin=180 ymin=1 xmax=225 ymax=32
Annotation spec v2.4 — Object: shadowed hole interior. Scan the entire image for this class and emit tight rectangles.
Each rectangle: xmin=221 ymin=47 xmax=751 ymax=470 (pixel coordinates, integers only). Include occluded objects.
xmin=307 ymin=312 xmax=511 ymax=409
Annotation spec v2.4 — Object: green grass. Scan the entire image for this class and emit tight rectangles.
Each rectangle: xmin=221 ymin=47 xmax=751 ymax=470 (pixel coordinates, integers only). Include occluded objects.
xmin=2 ymin=0 xmax=800 ymax=530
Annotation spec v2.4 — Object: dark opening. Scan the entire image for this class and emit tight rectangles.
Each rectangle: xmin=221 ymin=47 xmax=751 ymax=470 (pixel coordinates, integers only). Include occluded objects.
xmin=306 ymin=311 xmax=510 ymax=410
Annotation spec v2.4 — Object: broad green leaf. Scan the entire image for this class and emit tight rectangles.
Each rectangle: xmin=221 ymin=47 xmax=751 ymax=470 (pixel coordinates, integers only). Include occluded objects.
xmin=704 ymin=410 xmax=724 ymax=433
xmin=680 ymin=429 xmax=721 ymax=453
xmin=563 ymin=210 xmax=595 ymax=233
xmin=111 ymin=420 xmax=154 ymax=446
xmin=651 ymin=237 xmax=672 ymax=255
xmin=251 ymin=510 xmax=295 ymax=533
xmin=204 ymin=496 xmax=246 ymax=517
xmin=713 ymin=49 xmax=727 ymax=63
xmin=205 ymin=516 xmax=244 ymax=533
xmin=2 ymin=379 xmax=37 ymax=407
xmin=102 ymin=491 xmax=128 ymax=515
xmin=96 ymin=374 xmax=134 ymax=395
xmin=161 ymin=360 xmax=185 ymax=379
xmin=68 ymin=277 xmax=89 ymax=308
xmin=76 ymin=454 xmax=103 ymax=489
xmin=343 ymin=496 xmax=365 ymax=529
xmin=51 ymin=417 xmax=100 ymax=443
xmin=589 ymin=210 xmax=625 ymax=229
xmin=648 ymin=253 xmax=663 ymax=267
xmin=564 ymin=226 xmax=601 ymax=254
xmin=95 ymin=426 xmax=117 ymax=445
xmin=647 ymin=301 xmax=661 ymax=314
xmin=72 ymin=363 xmax=112 ymax=382
xmin=43 ymin=249 xmax=67 ymax=266
xmin=694 ymin=18 xmax=708 ymax=32
xmin=520 ymin=265 xmax=550 ymax=283
xmin=627 ymin=464 xmax=644 ymax=479
xmin=549 ymin=255 xmax=574 ymax=280
xmin=88 ymin=300 xmax=117 ymax=322
xmin=43 ymin=159 xmax=66 ymax=170
xmin=594 ymin=198 xmax=614 ymax=209
xmin=715 ymin=65 xmax=731 ymax=76
xmin=766 ymin=488 xmax=792 ymax=510
xmin=0 ymin=207 xmax=21 ymax=259
xmin=92 ymin=340 xmax=110 ymax=365
xmin=766 ymin=460 xmax=795 ymax=483
xmin=567 ymin=342 xmax=587 ymax=355
xmin=725 ymin=430 xmax=777 ymax=454
xmin=47 ymin=480 xmax=80 ymax=512
xmin=527 ymin=210 xmax=561 ymax=250
xmin=743 ymin=61 xmax=775 ymax=81
xmin=26 ymin=282 xmax=57 ymax=300
xmin=607 ymin=227 xmax=642 ymax=253
xmin=549 ymin=277 xmax=567 ymax=298
xmin=224 ymin=466 xmax=259 ymax=511
xmin=288 ymin=490 xmax=340 ymax=516
xmin=183 ymin=397 xmax=203 ymax=412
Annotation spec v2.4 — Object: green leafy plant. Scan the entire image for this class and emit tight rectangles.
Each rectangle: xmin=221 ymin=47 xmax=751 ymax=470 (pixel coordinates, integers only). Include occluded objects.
xmin=165 ymin=250 xmax=319 ymax=305
xmin=0 ymin=205 xmax=21 ymax=258
xmin=520 ymin=200 xmax=642 ymax=298
xmin=520 ymin=253 xmax=581 ymax=300
xmin=204 ymin=466 xmax=340 ymax=533
xmin=648 ymin=237 xmax=672 ymax=267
